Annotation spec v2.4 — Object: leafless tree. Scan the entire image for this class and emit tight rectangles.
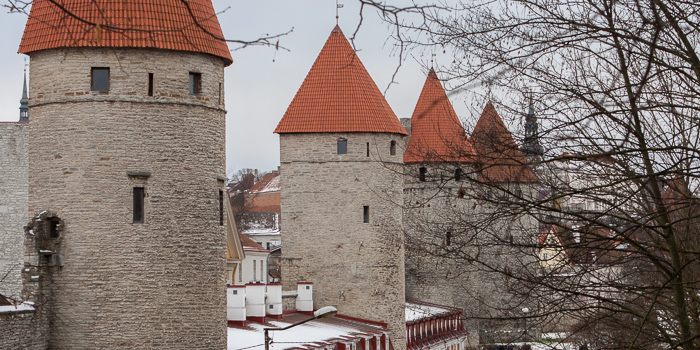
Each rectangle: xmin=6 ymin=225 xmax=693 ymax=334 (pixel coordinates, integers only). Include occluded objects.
xmin=358 ymin=1 xmax=700 ymax=349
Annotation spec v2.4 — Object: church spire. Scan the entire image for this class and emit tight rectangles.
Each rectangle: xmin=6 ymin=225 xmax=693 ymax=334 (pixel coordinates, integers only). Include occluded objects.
xmin=520 ymin=90 xmax=543 ymax=160
xmin=19 ymin=64 xmax=28 ymax=122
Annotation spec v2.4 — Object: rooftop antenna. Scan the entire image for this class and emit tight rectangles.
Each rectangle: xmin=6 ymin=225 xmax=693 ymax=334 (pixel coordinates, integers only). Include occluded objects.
xmin=336 ymin=0 xmax=343 ymax=25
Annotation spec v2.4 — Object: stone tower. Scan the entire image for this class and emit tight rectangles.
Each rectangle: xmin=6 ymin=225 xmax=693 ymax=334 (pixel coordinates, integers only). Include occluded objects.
xmin=276 ymin=26 xmax=408 ymax=350
xmin=18 ymin=0 xmax=232 ymax=348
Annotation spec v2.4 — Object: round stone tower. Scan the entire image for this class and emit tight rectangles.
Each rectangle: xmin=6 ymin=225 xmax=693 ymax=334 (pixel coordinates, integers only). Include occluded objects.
xmin=18 ymin=0 xmax=232 ymax=348
xmin=275 ymin=26 xmax=408 ymax=350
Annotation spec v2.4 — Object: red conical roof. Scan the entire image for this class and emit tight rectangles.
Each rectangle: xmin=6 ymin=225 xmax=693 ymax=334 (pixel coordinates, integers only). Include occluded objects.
xmin=274 ymin=26 xmax=407 ymax=135
xmin=19 ymin=0 xmax=232 ymax=66
xmin=471 ymin=102 xmax=537 ymax=182
xmin=404 ymin=69 xmax=474 ymax=163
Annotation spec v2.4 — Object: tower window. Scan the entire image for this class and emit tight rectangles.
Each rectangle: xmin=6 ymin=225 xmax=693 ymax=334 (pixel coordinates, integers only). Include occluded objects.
xmin=91 ymin=67 xmax=110 ymax=91
xmin=363 ymin=206 xmax=370 ymax=223
xmin=446 ymin=231 xmax=452 ymax=246
xmin=189 ymin=72 xmax=202 ymax=94
xmin=148 ymin=73 xmax=154 ymax=96
xmin=219 ymin=190 xmax=224 ymax=226
xmin=366 ymin=142 xmax=370 ymax=157
xmin=487 ymin=190 xmax=493 ymax=200
xmin=390 ymin=140 xmax=396 ymax=155
xmin=419 ymin=167 xmax=427 ymax=182
xmin=133 ymin=187 xmax=145 ymax=224
xmin=455 ymin=168 xmax=462 ymax=181
xmin=48 ymin=218 xmax=60 ymax=238
xmin=338 ymin=139 xmax=347 ymax=154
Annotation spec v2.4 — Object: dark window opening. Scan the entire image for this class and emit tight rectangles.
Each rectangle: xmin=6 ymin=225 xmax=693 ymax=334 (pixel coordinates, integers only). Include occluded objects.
xmin=338 ymin=139 xmax=347 ymax=154
xmin=219 ymin=190 xmax=224 ymax=226
xmin=487 ymin=190 xmax=493 ymax=200
xmin=515 ymin=189 xmax=522 ymax=198
xmin=148 ymin=73 xmax=154 ymax=96
xmin=218 ymin=83 xmax=222 ymax=104
xmin=446 ymin=231 xmax=452 ymax=246
xmin=458 ymin=188 xmax=466 ymax=199
xmin=363 ymin=206 xmax=370 ymax=223
xmin=455 ymin=168 xmax=462 ymax=181
xmin=91 ymin=67 xmax=110 ymax=91
xmin=48 ymin=218 xmax=60 ymax=239
xmin=133 ymin=187 xmax=145 ymax=224
xmin=419 ymin=167 xmax=427 ymax=182
xmin=366 ymin=142 xmax=370 ymax=157
xmin=189 ymin=72 xmax=202 ymax=94
xmin=390 ymin=140 xmax=396 ymax=155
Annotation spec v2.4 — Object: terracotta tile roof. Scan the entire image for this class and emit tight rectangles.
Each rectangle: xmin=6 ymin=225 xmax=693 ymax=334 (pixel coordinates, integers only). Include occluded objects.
xmin=274 ymin=25 xmax=407 ymax=135
xmin=471 ymin=102 xmax=537 ymax=183
xmin=404 ymin=69 xmax=474 ymax=163
xmin=19 ymin=0 xmax=232 ymax=66
xmin=239 ymin=233 xmax=268 ymax=252
xmin=249 ymin=173 xmax=280 ymax=193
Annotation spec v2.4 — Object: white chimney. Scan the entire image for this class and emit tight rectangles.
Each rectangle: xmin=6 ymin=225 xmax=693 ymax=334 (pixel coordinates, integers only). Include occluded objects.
xmin=246 ymin=283 xmax=267 ymax=323
xmin=296 ymin=282 xmax=313 ymax=312
xmin=266 ymin=283 xmax=283 ymax=318
xmin=227 ymin=285 xmax=246 ymax=326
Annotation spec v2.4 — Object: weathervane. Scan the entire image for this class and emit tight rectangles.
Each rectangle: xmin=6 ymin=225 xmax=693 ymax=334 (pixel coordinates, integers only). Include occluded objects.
xmin=336 ymin=0 xmax=344 ymax=24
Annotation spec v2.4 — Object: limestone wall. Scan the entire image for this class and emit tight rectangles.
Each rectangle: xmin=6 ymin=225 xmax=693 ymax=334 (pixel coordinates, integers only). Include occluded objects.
xmin=280 ymin=132 xmax=407 ymax=350
xmin=26 ymin=48 xmax=227 ymax=349
xmin=0 ymin=308 xmax=47 ymax=350
xmin=0 ymin=122 xmax=28 ymax=301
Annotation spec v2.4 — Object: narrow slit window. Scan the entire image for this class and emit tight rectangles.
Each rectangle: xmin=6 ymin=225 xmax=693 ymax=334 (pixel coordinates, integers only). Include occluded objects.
xmin=419 ymin=167 xmax=427 ymax=182
xmin=366 ymin=142 xmax=370 ymax=157
xmin=455 ymin=168 xmax=462 ymax=181
xmin=219 ymin=190 xmax=224 ymax=226
xmin=363 ymin=206 xmax=370 ymax=223
xmin=390 ymin=140 xmax=396 ymax=155
xmin=91 ymin=67 xmax=110 ymax=91
xmin=189 ymin=72 xmax=202 ymax=94
xmin=218 ymin=83 xmax=222 ymax=104
xmin=338 ymin=139 xmax=347 ymax=154
xmin=148 ymin=73 xmax=154 ymax=96
xmin=446 ymin=231 xmax=452 ymax=246
xmin=48 ymin=218 xmax=60 ymax=238
xmin=133 ymin=187 xmax=145 ymax=224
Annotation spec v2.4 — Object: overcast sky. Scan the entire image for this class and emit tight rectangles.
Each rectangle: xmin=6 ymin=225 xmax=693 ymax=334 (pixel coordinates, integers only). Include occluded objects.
xmin=0 ymin=1 xmax=475 ymax=174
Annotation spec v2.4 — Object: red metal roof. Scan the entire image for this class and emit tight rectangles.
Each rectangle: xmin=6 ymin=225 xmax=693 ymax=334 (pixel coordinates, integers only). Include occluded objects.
xmin=471 ymin=102 xmax=537 ymax=183
xmin=19 ymin=0 xmax=232 ymax=66
xmin=274 ymin=25 xmax=407 ymax=135
xmin=404 ymin=69 xmax=474 ymax=163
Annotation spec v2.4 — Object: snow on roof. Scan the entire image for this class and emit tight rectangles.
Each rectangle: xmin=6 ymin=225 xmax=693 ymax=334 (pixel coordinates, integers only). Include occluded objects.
xmin=0 ymin=302 xmax=35 ymax=313
xmin=249 ymin=173 xmax=281 ymax=194
xmin=405 ymin=300 xmax=459 ymax=322
xmin=242 ymin=228 xmax=281 ymax=236
xmin=228 ymin=313 xmax=386 ymax=350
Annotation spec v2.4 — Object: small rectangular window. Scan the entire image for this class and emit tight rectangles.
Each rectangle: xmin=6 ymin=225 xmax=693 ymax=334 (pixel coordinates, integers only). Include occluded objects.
xmin=363 ymin=206 xmax=370 ymax=223
xmin=338 ymin=139 xmax=347 ymax=154
xmin=218 ymin=83 xmax=222 ymax=104
xmin=232 ymin=290 xmax=238 ymax=295
xmin=419 ymin=167 xmax=427 ymax=182
xmin=48 ymin=219 xmax=60 ymax=238
xmin=91 ymin=67 xmax=110 ymax=91
xmin=390 ymin=140 xmax=396 ymax=155
xmin=455 ymin=168 xmax=462 ymax=181
xmin=189 ymin=72 xmax=202 ymax=94
xmin=366 ymin=142 xmax=370 ymax=157
xmin=487 ymin=190 xmax=493 ymax=200
xmin=446 ymin=231 xmax=452 ymax=246
xmin=219 ymin=190 xmax=224 ymax=226
xmin=133 ymin=187 xmax=145 ymax=223
xmin=148 ymin=73 xmax=154 ymax=96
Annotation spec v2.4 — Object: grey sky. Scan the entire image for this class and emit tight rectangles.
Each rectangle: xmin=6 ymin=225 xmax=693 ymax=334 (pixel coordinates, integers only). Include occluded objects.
xmin=0 ymin=1 xmax=470 ymax=174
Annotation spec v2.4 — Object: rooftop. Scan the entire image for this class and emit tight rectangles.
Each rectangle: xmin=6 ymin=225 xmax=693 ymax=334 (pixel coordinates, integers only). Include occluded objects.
xmin=19 ymin=0 xmax=232 ymax=65
xmin=274 ymin=25 xmax=407 ymax=135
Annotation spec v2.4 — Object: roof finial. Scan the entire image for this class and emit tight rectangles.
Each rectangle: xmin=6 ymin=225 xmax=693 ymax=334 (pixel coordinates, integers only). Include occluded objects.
xmin=19 ymin=59 xmax=29 ymax=122
xmin=336 ymin=0 xmax=344 ymax=25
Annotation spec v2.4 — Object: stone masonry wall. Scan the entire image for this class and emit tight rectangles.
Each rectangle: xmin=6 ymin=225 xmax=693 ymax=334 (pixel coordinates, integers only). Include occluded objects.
xmin=281 ymin=132 xmax=407 ymax=350
xmin=403 ymin=163 xmax=539 ymax=347
xmin=0 ymin=122 xmax=28 ymax=301
xmin=26 ymin=48 xmax=227 ymax=349
xmin=0 ymin=308 xmax=48 ymax=350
